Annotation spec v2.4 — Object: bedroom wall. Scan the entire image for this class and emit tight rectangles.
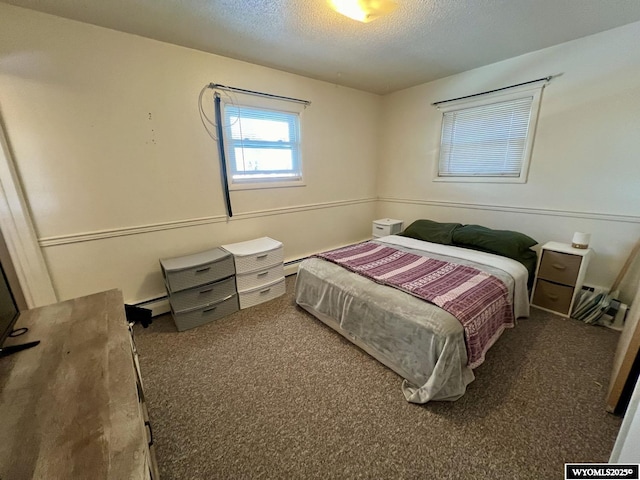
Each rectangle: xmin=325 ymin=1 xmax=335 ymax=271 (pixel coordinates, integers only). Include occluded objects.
xmin=376 ymin=21 xmax=640 ymax=304
xmin=0 ymin=4 xmax=379 ymax=304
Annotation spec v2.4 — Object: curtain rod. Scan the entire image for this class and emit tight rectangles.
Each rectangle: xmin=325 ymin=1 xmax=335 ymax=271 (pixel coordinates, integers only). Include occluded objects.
xmin=432 ymin=76 xmax=553 ymax=106
xmin=208 ymin=83 xmax=311 ymax=106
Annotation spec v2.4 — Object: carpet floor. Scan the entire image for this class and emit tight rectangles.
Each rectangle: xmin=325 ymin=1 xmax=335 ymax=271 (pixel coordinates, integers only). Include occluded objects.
xmin=134 ymin=275 xmax=623 ymax=480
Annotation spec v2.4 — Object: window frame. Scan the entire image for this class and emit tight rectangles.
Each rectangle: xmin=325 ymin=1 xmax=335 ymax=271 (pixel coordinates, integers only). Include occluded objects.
xmin=222 ymin=102 xmax=304 ymax=191
xmin=433 ymin=83 xmax=545 ymax=184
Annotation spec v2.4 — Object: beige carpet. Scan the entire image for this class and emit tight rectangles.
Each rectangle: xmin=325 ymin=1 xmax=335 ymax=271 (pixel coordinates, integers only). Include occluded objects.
xmin=134 ymin=275 xmax=623 ymax=480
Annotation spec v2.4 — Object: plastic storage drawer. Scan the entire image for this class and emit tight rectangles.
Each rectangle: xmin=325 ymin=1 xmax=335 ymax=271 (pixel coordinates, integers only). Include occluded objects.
xmin=235 ymin=263 xmax=284 ymax=292
xmin=168 ymin=275 xmax=237 ymax=313
xmin=237 ymin=277 xmax=286 ymax=309
xmin=222 ymin=237 xmax=284 ymax=274
xmin=171 ymin=294 xmax=239 ymax=332
xmin=160 ymin=248 xmax=235 ymax=293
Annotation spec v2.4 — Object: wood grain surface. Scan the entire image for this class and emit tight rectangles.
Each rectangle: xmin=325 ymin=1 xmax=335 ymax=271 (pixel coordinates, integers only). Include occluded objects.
xmin=0 ymin=289 xmax=148 ymax=479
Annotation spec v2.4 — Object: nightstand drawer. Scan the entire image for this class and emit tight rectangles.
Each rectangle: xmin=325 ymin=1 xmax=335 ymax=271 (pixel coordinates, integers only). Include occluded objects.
xmin=537 ymin=250 xmax=581 ymax=286
xmin=531 ymin=279 xmax=574 ymax=315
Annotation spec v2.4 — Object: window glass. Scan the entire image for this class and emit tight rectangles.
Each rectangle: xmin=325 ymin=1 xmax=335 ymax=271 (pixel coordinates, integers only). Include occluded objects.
xmin=224 ymin=105 xmax=302 ymax=186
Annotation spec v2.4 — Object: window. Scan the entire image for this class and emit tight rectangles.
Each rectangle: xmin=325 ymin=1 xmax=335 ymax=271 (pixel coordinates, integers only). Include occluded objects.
xmin=223 ymin=104 xmax=302 ymax=189
xmin=435 ymin=83 xmax=545 ymax=183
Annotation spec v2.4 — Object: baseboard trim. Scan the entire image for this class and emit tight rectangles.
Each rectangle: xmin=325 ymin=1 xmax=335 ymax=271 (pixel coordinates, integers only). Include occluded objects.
xmin=378 ymin=197 xmax=640 ymax=224
xmin=39 ymin=197 xmax=377 ymax=247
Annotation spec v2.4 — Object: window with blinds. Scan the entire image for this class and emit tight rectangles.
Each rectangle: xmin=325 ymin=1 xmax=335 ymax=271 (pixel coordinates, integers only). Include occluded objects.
xmin=435 ymin=84 xmax=544 ymax=183
xmin=223 ymin=104 xmax=302 ymax=186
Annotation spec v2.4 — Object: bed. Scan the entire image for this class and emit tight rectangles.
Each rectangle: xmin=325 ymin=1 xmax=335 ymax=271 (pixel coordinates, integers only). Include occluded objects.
xmin=294 ymin=222 xmax=535 ymax=404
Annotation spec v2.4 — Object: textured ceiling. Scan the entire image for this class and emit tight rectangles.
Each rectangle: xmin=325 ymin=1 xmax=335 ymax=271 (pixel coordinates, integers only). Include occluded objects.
xmin=4 ymin=0 xmax=640 ymax=94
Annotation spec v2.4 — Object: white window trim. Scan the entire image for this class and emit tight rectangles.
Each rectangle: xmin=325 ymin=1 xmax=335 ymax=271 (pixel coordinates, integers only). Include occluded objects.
xmin=433 ymin=82 xmax=546 ymax=184
xmin=222 ymin=98 xmax=306 ymax=191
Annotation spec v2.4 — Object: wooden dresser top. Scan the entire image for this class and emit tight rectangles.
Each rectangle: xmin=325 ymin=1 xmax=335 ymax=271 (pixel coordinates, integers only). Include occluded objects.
xmin=0 ymin=289 xmax=147 ymax=479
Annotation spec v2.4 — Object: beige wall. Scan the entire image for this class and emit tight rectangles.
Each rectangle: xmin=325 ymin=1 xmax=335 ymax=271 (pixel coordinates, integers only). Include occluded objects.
xmin=376 ymin=21 xmax=640 ymax=304
xmin=0 ymin=4 xmax=379 ymax=303
xmin=1 ymin=3 xmax=639 ymax=306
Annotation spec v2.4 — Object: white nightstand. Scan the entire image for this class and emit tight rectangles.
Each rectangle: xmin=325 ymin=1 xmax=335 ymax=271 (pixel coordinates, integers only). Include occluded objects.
xmin=530 ymin=241 xmax=593 ymax=318
xmin=372 ymin=218 xmax=403 ymax=238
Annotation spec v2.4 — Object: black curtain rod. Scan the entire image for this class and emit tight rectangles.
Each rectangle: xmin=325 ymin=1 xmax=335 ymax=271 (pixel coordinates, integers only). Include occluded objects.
xmin=208 ymin=83 xmax=311 ymax=106
xmin=432 ymin=76 xmax=553 ymax=106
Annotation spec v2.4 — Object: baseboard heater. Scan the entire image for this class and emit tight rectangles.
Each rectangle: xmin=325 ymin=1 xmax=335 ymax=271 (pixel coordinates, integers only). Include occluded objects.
xmin=284 ymin=257 xmax=307 ymax=276
xmin=134 ymin=295 xmax=171 ymax=318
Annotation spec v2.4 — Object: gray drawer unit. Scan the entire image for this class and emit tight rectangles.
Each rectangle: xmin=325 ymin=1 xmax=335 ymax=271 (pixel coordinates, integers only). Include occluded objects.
xmin=172 ymin=295 xmax=240 ymax=332
xmin=160 ymin=247 xmax=239 ymax=331
xmin=160 ymin=248 xmax=235 ymax=293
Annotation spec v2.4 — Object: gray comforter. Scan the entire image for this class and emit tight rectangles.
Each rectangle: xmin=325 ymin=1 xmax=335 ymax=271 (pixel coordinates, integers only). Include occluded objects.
xmin=294 ymin=235 xmax=529 ymax=403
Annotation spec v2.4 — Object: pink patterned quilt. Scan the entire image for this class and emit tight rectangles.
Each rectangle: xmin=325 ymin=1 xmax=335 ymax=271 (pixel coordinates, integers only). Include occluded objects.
xmin=314 ymin=241 xmax=514 ymax=368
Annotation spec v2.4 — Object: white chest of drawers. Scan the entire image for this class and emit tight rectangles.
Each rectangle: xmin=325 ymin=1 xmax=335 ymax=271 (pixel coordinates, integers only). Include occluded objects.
xmin=221 ymin=237 xmax=285 ymax=309
xmin=160 ymin=248 xmax=239 ymax=331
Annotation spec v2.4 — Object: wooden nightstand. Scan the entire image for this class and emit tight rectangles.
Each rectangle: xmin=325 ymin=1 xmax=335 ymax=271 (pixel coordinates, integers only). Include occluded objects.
xmin=530 ymin=241 xmax=593 ymax=318
xmin=372 ymin=218 xmax=403 ymax=238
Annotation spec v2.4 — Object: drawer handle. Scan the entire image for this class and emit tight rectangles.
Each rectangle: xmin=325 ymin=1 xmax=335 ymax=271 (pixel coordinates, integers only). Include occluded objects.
xmin=551 ymin=263 xmax=566 ymax=271
xmin=203 ymin=306 xmax=217 ymax=313
xmin=145 ymin=420 xmax=154 ymax=447
xmin=256 ymin=254 xmax=268 ymax=259
xmin=257 ymin=271 xmax=269 ymax=277
xmin=375 ymin=226 xmax=384 ymax=230
xmin=260 ymin=288 xmax=271 ymax=294
xmin=547 ymin=293 xmax=559 ymax=301
xmin=199 ymin=288 xmax=213 ymax=294
xmin=196 ymin=267 xmax=211 ymax=273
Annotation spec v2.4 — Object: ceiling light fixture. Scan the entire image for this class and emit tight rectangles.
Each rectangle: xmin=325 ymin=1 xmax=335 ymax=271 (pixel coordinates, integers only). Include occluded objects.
xmin=328 ymin=0 xmax=397 ymax=23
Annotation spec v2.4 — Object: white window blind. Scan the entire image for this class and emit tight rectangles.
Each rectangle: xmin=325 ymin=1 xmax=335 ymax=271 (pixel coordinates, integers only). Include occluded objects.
xmin=223 ymin=104 xmax=301 ymax=184
xmin=435 ymin=83 xmax=545 ymax=183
